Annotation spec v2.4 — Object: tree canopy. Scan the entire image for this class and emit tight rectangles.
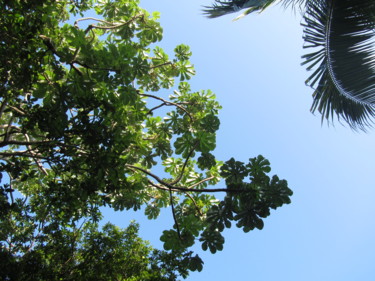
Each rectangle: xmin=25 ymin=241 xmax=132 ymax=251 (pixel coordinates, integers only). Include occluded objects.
xmin=1 ymin=220 xmax=196 ymax=280
xmin=0 ymin=0 xmax=292 ymax=279
xmin=204 ymin=0 xmax=375 ymax=130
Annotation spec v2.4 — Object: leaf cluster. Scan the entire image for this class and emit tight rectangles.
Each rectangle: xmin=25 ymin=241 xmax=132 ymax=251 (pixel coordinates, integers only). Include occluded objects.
xmin=200 ymin=155 xmax=292 ymax=253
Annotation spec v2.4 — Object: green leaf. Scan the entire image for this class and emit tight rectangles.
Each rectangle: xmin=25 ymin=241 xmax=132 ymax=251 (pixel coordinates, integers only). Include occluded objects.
xmin=188 ymin=255 xmax=204 ymax=272
xmin=174 ymin=133 xmax=195 ymax=157
xmin=118 ymin=86 xmax=138 ymax=105
xmin=199 ymin=230 xmax=224 ymax=254
xmin=199 ymin=114 xmax=220 ymax=133
xmin=206 ymin=203 xmax=233 ymax=232
xmin=160 ymin=229 xmax=194 ymax=251
xmin=195 ymin=132 xmax=216 ymax=153
xmin=175 ymin=60 xmax=195 ymax=81
xmin=174 ymin=44 xmax=192 ymax=61
xmin=144 ymin=203 xmax=160 ymax=219
xmin=197 ymin=152 xmax=216 ymax=170
xmin=220 ymin=158 xmax=248 ymax=185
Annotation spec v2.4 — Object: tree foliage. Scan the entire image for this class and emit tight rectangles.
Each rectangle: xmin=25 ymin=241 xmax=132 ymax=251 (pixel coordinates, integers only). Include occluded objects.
xmin=0 ymin=220 xmax=195 ymax=280
xmin=0 ymin=0 xmax=292 ymax=279
xmin=204 ymin=0 xmax=375 ymax=130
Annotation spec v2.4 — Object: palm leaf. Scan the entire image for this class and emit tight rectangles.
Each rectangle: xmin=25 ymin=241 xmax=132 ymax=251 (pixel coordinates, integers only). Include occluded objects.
xmin=302 ymin=0 xmax=375 ymax=130
xmin=203 ymin=0 xmax=307 ymax=18
xmin=203 ymin=0 xmax=275 ymax=18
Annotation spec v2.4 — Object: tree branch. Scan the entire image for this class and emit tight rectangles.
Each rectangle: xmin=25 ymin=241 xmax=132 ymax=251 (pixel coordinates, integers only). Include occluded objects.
xmin=0 ymin=124 xmax=21 ymax=131
xmin=137 ymin=92 xmax=193 ymax=121
xmin=70 ymin=63 xmax=83 ymax=76
xmin=7 ymin=174 xmax=14 ymax=205
xmin=129 ymin=165 xmax=245 ymax=193
xmin=83 ymin=14 xmax=144 ymax=33
xmin=0 ymin=98 xmax=7 ymax=120
xmin=184 ymin=192 xmax=204 ymax=217
xmin=187 ymin=176 xmax=215 ymax=189
xmin=71 ymin=60 xmax=119 ymax=73
xmin=24 ymin=133 xmax=48 ymax=175
xmin=169 ymin=188 xmax=181 ymax=240
xmin=3 ymin=116 xmax=14 ymax=143
xmin=147 ymin=101 xmax=191 ymax=115
xmin=0 ymin=140 xmax=55 ymax=148
xmin=8 ymin=105 xmax=26 ymax=115
xmin=74 ymin=17 xmax=113 ymax=27
xmin=169 ymin=141 xmax=198 ymax=185
xmin=0 ymin=151 xmax=48 ymax=159
xmin=147 ymin=180 xmax=179 ymax=192
xmin=147 ymin=102 xmax=167 ymax=115
xmin=150 ymin=62 xmax=173 ymax=69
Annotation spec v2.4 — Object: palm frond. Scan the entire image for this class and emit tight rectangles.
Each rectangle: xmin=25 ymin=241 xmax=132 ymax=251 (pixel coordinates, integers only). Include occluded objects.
xmin=203 ymin=0 xmax=307 ymax=18
xmin=281 ymin=0 xmax=308 ymax=9
xmin=203 ymin=0 xmax=274 ymax=18
xmin=302 ymin=0 xmax=375 ymax=130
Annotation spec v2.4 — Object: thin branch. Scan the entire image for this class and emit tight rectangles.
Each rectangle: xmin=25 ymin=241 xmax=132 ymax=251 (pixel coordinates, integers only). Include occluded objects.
xmin=148 ymin=180 xmax=178 ymax=192
xmin=0 ymin=124 xmax=21 ymax=131
xmin=147 ymin=101 xmax=192 ymax=115
xmin=0 ymin=140 xmax=55 ymax=147
xmin=169 ymin=188 xmax=181 ymax=240
xmin=70 ymin=29 xmax=96 ymax=74
xmin=0 ymin=151 xmax=48 ymax=159
xmin=129 ymin=165 xmax=245 ymax=193
xmin=184 ymin=192 xmax=204 ymax=217
xmin=150 ymin=62 xmax=173 ymax=69
xmin=24 ymin=133 xmax=48 ymax=175
xmin=127 ymin=164 xmax=176 ymax=190
xmin=8 ymin=105 xmax=25 ymax=115
xmin=0 ymin=98 xmax=7 ymax=120
xmin=41 ymin=72 xmax=53 ymax=85
xmin=137 ymin=92 xmax=193 ymax=121
xmin=187 ymin=176 xmax=215 ymax=189
xmin=74 ymin=17 xmax=113 ymax=27
xmin=39 ymin=35 xmax=58 ymax=56
xmin=61 ymin=218 xmax=87 ymax=269
xmin=83 ymin=14 xmax=144 ymax=33
xmin=22 ymin=195 xmax=28 ymax=207
xmin=4 ymin=116 xmax=14 ymax=143
xmin=71 ymin=60 xmax=119 ymax=72
xmin=147 ymin=102 xmax=166 ymax=115
xmin=70 ymin=63 xmax=83 ymax=76
xmin=8 ymin=174 xmax=14 ymax=205
xmin=169 ymin=141 xmax=198 ymax=185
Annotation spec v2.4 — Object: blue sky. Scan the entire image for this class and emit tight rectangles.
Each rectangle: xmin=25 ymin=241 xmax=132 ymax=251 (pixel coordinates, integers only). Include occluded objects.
xmin=103 ymin=1 xmax=375 ymax=280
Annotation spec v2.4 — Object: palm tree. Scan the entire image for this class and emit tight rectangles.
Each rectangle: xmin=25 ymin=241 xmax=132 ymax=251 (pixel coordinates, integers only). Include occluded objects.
xmin=204 ymin=0 xmax=375 ymax=130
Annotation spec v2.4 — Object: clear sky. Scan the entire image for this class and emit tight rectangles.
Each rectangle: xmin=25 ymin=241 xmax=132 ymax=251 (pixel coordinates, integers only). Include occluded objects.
xmin=102 ymin=1 xmax=375 ymax=280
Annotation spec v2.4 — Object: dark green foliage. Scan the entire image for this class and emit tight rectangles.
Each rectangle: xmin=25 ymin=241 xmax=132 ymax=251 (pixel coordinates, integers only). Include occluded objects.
xmin=201 ymin=156 xmax=292 ymax=252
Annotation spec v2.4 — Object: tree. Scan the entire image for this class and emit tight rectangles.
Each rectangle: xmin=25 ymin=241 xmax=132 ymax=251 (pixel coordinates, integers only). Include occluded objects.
xmin=0 ymin=0 xmax=292 ymax=279
xmin=204 ymin=0 xmax=375 ymax=130
xmin=0 ymin=221 xmax=195 ymax=280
